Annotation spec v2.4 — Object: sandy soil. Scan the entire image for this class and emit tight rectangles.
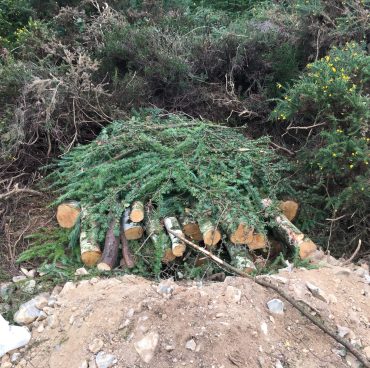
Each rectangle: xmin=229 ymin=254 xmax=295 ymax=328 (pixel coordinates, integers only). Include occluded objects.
xmin=6 ymin=264 xmax=370 ymax=368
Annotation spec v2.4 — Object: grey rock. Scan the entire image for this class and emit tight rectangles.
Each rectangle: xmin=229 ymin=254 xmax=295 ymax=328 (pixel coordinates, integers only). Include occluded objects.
xmin=345 ymin=354 xmax=362 ymax=368
xmin=14 ymin=299 xmax=41 ymax=325
xmin=337 ymin=325 xmax=354 ymax=339
xmin=21 ymin=279 xmax=36 ymax=294
xmin=267 ymin=299 xmax=284 ymax=314
xmin=0 ymin=283 xmax=13 ymax=300
xmin=95 ymin=352 xmax=117 ymax=368
xmin=46 ymin=314 xmax=59 ymax=329
xmin=185 ymin=339 xmax=197 ymax=351
xmin=134 ymin=332 xmax=159 ymax=363
xmin=35 ymin=295 xmax=49 ymax=310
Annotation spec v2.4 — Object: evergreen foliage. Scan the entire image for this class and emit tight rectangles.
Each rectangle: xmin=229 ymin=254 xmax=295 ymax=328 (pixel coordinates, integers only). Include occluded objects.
xmin=48 ymin=110 xmax=288 ymax=243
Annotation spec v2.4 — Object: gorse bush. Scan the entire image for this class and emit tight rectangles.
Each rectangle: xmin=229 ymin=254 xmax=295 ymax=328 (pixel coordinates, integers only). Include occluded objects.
xmin=273 ymin=42 xmax=369 ymax=251
xmin=48 ymin=110 xmax=288 ymax=242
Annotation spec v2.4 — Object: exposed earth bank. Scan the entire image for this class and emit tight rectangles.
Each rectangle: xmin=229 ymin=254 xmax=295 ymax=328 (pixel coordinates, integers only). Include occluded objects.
xmin=2 ymin=262 xmax=370 ymax=368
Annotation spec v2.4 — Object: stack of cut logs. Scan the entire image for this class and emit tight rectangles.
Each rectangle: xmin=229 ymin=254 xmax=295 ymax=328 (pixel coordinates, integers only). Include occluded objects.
xmin=56 ymin=199 xmax=317 ymax=273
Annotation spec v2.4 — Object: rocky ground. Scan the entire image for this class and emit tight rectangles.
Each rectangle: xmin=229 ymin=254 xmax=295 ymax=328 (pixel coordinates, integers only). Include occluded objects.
xmin=1 ymin=257 xmax=370 ymax=368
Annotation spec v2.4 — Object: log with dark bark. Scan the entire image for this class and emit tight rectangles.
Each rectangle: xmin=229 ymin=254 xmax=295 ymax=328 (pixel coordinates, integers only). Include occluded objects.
xmin=97 ymin=218 xmax=119 ymax=271
xmin=120 ymin=220 xmax=135 ymax=269
xmin=56 ymin=200 xmax=81 ymax=228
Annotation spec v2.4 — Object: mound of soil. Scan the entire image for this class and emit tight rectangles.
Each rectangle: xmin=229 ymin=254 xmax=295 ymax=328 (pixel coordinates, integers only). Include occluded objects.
xmin=5 ymin=265 xmax=370 ymax=368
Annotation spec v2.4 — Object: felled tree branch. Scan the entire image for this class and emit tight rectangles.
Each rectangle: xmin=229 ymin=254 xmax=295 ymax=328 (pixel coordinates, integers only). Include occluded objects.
xmin=0 ymin=184 xmax=42 ymax=201
xmin=167 ymin=229 xmax=370 ymax=368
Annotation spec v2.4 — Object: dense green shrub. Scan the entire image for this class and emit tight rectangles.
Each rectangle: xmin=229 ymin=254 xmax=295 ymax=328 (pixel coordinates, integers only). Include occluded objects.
xmin=273 ymin=42 xmax=369 ymax=252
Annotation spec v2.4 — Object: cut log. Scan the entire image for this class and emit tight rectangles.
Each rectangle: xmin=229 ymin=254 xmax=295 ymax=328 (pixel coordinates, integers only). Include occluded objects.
xmin=230 ymin=223 xmax=254 ymax=245
xmin=181 ymin=209 xmax=203 ymax=241
xmin=246 ymin=233 xmax=268 ymax=250
xmin=130 ymin=201 xmax=144 ymax=223
xmin=145 ymin=212 xmax=176 ymax=263
xmin=272 ymin=214 xmax=317 ymax=259
xmin=80 ymin=207 xmax=101 ymax=267
xmin=80 ymin=230 xmax=102 ymax=267
xmin=122 ymin=209 xmax=144 ymax=240
xmin=225 ymin=243 xmax=256 ymax=274
xmin=198 ymin=219 xmax=221 ymax=247
xmin=56 ymin=200 xmax=81 ymax=228
xmin=97 ymin=218 xmax=119 ymax=271
xmin=279 ymin=200 xmax=299 ymax=222
xmin=120 ymin=219 xmax=135 ymax=269
xmin=164 ymin=217 xmax=186 ymax=257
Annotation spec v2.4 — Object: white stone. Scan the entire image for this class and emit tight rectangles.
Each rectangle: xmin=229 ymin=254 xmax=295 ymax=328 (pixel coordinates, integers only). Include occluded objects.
xmin=14 ymin=299 xmax=41 ymax=325
xmin=89 ymin=338 xmax=104 ymax=354
xmin=267 ymin=299 xmax=284 ymax=314
xmin=10 ymin=352 xmax=21 ymax=363
xmin=95 ymin=352 xmax=117 ymax=368
xmin=225 ymin=286 xmax=242 ymax=304
xmin=75 ymin=268 xmax=89 ymax=276
xmin=134 ymin=332 xmax=159 ymax=363
xmin=12 ymin=276 xmax=27 ymax=283
xmin=260 ymin=321 xmax=268 ymax=335
xmin=34 ymin=296 xmax=49 ymax=310
xmin=0 ymin=314 xmax=31 ymax=357
xmin=185 ymin=339 xmax=197 ymax=351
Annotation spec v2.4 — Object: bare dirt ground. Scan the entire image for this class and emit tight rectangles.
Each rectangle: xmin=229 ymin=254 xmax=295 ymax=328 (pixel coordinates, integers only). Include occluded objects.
xmin=5 ymin=261 xmax=370 ymax=368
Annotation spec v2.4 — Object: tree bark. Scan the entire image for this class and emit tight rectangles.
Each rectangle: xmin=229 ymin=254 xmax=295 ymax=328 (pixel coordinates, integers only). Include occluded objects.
xmin=122 ymin=209 xmax=144 ymax=240
xmin=145 ymin=211 xmax=176 ymax=263
xmin=164 ymin=217 xmax=186 ymax=257
xmin=272 ymin=214 xmax=317 ymax=259
xmin=80 ymin=207 xmax=101 ymax=267
xmin=130 ymin=201 xmax=144 ymax=223
xmin=120 ymin=219 xmax=135 ymax=269
xmin=97 ymin=218 xmax=119 ymax=271
xmin=224 ymin=243 xmax=256 ymax=274
xmin=56 ymin=200 xmax=81 ymax=228
xmin=198 ymin=219 xmax=221 ymax=247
